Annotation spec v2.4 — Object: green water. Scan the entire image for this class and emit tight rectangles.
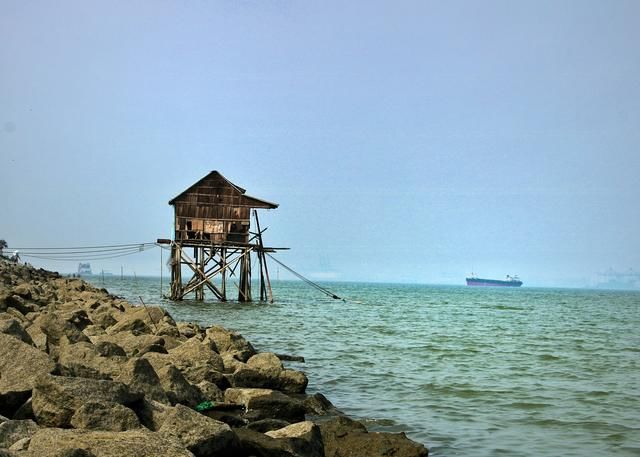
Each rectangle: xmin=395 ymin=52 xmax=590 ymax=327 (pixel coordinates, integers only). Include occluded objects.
xmin=87 ymin=276 xmax=640 ymax=457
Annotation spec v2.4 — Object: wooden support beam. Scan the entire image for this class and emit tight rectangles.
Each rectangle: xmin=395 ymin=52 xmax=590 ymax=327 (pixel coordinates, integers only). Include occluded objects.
xmin=180 ymin=247 xmax=252 ymax=300
xmin=254 ymin=210 xmax=274 ymax=303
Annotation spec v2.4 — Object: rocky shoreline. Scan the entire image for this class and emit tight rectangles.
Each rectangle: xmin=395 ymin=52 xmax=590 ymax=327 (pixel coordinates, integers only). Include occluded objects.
xmin=0 ymin=260 xmax=428 ymax=457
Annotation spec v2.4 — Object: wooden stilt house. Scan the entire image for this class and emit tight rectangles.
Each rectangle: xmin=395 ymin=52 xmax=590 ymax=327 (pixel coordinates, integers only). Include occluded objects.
xmin=165 ymin=171 xmax=280 ymax=302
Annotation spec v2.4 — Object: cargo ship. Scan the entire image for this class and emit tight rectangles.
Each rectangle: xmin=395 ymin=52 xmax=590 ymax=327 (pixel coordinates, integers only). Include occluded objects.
xmin=77 ymin=263 xmax=92 ymax=276
xmin=466 ymin=274 xmax=523 ymax=287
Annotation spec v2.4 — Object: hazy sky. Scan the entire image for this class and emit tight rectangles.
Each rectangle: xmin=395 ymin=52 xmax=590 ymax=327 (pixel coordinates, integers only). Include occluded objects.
xmin=2 ymin=1 xmax=639 ymax=287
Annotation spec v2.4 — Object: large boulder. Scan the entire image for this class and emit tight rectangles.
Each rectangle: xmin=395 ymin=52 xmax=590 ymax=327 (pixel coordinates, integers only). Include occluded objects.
xmin=236 ymin=353 xmax=308 ymax=394
xmin=247 ymin=352 xmax=283 ymax=372
xmin=168 ymin=337 xmax=224 ymax=373
xmin=0 ymin=318 xmax=34 ymax=345
xmin=158 ymin=404 xmax=239 ymax=457
xmin=57 ymin=342 xmax=124 ymax=380
xmin=234 ymin=428 xmax=298 ymax=457
xmin=277 ymin=370 xmax=308 ymax=394
xmin=94 ymin=340 xmax=126 ymax=357
xmin=0 ymin=333 xmax=57 ymax=416
xmin=69 ymin=401 xmax=141 ymax=431
xmin=32 ymin=312 xmax=91 ymax=348
xmin=224 ymin=388 xmax=305 ymax=423
xmin=5 ymin=294 xmax=37 ymax=315
xmin=0 ymin=419 xmax=39 ymax=449
xmin=26 ymin=428 xmax=195 ymax=457
xmin=205 ymin=326 xmax=256 ymax=362
xmin=265 ymin=421 xmax=324 ymax=457
xmin=230 ymin=364 xmax=308 ymax=394
xmin=195 ymin=381 xmax=224 ymax=403
xmin=113 ymin=358 xmax=169 ymax=404
xmin=221 ymin=353 xmax=245 ymax=373
xmin=319 ymin=416 xmax=428 ymax=457
xmin=12 ymin=283 xmax=32 ymax=299
xmin=177 ymin=322 xmax=201 ymax=339
xmin=301 ymin=392 xmax=342 ymax=417
xmin=86 ymin=304 xmax=119 ymax=329
xmin=155 ymin=365 xmax=205 ymax=407
xmin=31 ymin=374 xmax=143 ymax=428
xmin=135 ymin=399 xmax=173 ymax=431
xmin=25 ymin=323 xmax=49 ymax=352
xmin=245 ymin=418 xmax=291 ymax=433
xmin=91 ymin=332 xmax=165 ymax=357
xmin=107 ymin=306 xmax=174 ymax=336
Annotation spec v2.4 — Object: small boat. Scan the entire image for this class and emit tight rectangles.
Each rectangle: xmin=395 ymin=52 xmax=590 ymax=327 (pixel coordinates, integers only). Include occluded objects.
xmin=466 ymin=274 xmax=523 ymax=287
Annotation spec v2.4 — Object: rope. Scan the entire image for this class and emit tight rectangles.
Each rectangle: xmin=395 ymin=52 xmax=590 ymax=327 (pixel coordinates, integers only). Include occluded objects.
xmin=266 ymin=253 xmax=344 ymax=301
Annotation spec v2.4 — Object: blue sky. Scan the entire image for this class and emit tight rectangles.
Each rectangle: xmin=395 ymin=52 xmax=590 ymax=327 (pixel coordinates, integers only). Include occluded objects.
xmin=1 ymin=1 xmax=639 ymax=287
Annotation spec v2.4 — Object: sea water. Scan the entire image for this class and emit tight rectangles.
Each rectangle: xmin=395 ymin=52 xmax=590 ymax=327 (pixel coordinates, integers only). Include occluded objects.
xmin=86 ymin=277 xmax=640 ymax=457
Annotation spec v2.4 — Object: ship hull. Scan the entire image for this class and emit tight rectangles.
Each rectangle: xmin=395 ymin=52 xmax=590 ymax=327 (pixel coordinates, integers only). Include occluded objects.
xmin=466 ymin=278 xmax=523 ymax=287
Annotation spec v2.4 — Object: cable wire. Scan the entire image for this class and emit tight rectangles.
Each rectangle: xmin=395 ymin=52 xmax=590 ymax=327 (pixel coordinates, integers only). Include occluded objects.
xmin=266 ymin=253 xmax=344 ymax=301
xmin=6 ymin=242 xmax=156 ymax=250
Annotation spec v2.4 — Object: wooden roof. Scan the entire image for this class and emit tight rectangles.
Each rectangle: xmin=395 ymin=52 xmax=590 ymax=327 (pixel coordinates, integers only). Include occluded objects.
xmin=168 ymin=171 xmax=278 ymax=209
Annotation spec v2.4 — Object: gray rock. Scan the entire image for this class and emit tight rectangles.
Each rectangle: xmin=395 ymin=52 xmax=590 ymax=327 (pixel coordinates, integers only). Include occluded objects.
xmin=319 ymin=416 xmax=428 ymax=457
xmin=94 ymin=341 xmax=126 ymax=357
xmin=230 ymin=366 xmax=308 ymax=394
xmin=91 ymin=332 xmax=165 ymax=357
xmin=168 ymin=337 xmax=224 ymax=373
xmin=159 ymin=404 xmax=239 ymax=457
xmin=33 ymin=312 xmax=90 ymax=347
xmin=180 ymin=364 xmax=227 ymax=388
xmin=0 ymin=333 xmax=57 ymax=416
xmin=234 ymin=428 xmax=298 ymax=457
xmin=25 ymin=323 xmax=49 ymax=352
xmin=107 ymin=317 xmax=152 ymax=335
xmin=221 ymin=353 xmax=245 ymax=373
xmin=265 ymin=421 xmax=324 ymax=457
xmin=87 ymin=305 xmax=119 ymax=329
xmin=195 ymin=381 xmax=224 ymax=402
xmin=0 ymin=419 xmax=39 ymax=448
xmin=57 ymin=342 xmax=122 ymax=380
xmin=135 ymin=399 xmax=172 ymax=431
xmin=205 ymin=326 xmax=256 ymax=362
xmin=113 ymin=358 xmax=169 ymax=404
xmin=137 ymin=343 xmax=168 ymax=356
xmin=247 ymin=352 xmax=284 ymax=372
xmin=276 ymin=370 xmax=308 ymax=394
xmin=236 ymin=352 xmax=308 ymax=394
xmin=62 ymin=309 xmax=92 ymax=331
xmin=32 ymin=374 xmax=143 ymax=428
xmin=45 ymin=446 xmax=97 ymax=457
xmin=177 ymin=322 xmax=201 ymax=339
xmin=301 ymin=392 xmax=341 ymax=416
xmin=136 ymin=398 xmax=173 ymax=432
xmin=5 ymin=295 xmax=37 ymax=315
xmin=155 ymin=322 xmax=181 ymax=338
xmin=26 ymin=428 xmax=195 ymax=457
xmin=246 ymin=418 xmax=291 ymax=433
xmin=70 ymin=401 xmax=141 ymax=431
xmin=139 ymin=351 xmax=173 ymax=373
xmin=155 ymin=365 xmax=205 ymax=407
xmin=107 ymin=306 xmax=172 ymax=336
xmin=224 ymin=388 xmax=305 ymax=423
xmin=12 ymin=284 xmax=32 ymax=299
xmin=0 ymin=318 xmax=34 ymax=345
xmin=8 ymin=436 xmax=30 ymax=451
